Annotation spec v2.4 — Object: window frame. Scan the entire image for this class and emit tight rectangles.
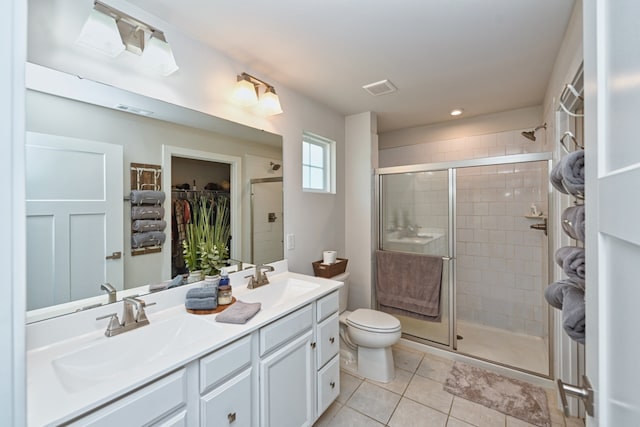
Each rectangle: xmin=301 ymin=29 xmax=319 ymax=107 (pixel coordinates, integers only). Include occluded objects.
xmin=302 ymin=131 xmax=336 ymax=194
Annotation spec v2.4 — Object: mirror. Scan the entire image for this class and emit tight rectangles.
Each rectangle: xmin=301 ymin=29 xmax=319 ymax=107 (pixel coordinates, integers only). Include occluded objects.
xmin=25 ymin=64 xmax=283 ymax=322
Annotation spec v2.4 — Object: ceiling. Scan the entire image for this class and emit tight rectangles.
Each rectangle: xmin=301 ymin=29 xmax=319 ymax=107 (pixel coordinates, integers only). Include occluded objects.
xmin=129 ymin=0 xmax=576 ymax=133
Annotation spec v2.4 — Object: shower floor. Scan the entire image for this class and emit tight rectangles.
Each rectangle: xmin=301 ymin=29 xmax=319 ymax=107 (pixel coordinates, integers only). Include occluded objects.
xmin=457 ymin=321 xmax=549 ymax=375
xmin=399 ymin=316 xmax=549 ymax=376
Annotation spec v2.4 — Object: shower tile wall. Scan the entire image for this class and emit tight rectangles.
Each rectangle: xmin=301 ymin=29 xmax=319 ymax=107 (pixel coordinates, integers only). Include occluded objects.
xmin=379 ymin=129 xmax=549 ymax=337
xmin=456 ymin=163 xmax=548 ymax=336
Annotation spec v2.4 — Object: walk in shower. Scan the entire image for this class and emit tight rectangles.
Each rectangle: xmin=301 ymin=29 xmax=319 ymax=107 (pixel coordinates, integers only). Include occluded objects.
xmin=376 ymin=153 xmax=553 ymax=377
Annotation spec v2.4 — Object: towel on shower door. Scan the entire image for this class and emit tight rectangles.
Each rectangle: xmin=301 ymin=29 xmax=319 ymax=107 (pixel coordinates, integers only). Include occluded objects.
xmin=550 ymin=150 xmax=585 ymax=197
xmin=376 ymin=250 xmax=443 ymax=322
xmin=561 ymin=205 xmax=585 ymax=242
xmin=555 ymin=246 xmax=585 ymax=289
xmin=544 ymin=280 xmax=585 ymax=344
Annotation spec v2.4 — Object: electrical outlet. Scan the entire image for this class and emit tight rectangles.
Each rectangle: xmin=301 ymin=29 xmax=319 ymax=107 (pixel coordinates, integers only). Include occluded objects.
xmin=286 ymin=234 xmax=295 ymax=250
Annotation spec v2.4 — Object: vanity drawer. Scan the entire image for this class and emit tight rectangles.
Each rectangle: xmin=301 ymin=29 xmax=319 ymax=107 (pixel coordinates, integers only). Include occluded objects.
xmin=260 ymin=304 xmax=312 ymax=356
xmin=317 ymin=312 xmax=339 ymax=368
xmin=200 ymin=335 xmax=252 ymax=393
xmin=317 ymin=355 xmax=340 ymax=417
xmin=70 ymin=369 xmax=186 ymax=426
xmin=201 ymin=368 xmax=252 ymax=427
xmin=316 ymin=291 xmax=339 ymax=322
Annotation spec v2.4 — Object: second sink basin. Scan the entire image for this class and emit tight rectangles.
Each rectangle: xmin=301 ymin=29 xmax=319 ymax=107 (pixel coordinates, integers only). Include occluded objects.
xmin=239 ymin=277 xmax=321 ymax=310
xmin=52 ymin=314 xmax=217 ymax=393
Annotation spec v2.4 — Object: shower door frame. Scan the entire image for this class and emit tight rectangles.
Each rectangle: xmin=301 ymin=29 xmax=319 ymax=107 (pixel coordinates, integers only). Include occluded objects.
xmin=375 ymin=152 xmax=555 ymax=378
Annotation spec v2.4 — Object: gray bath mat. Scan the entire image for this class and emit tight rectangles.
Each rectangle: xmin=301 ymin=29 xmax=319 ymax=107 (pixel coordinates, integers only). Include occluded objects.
xmin=443 ymin=362 xmax=551 ymax=427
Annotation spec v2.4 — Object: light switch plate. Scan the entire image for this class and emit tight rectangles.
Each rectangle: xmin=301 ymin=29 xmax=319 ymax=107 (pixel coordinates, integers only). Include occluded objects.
xmin=286 ymin=234 xmax=295 ymax=250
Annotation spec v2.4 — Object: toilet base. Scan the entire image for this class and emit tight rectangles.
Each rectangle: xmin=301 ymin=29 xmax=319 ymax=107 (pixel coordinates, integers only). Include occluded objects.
xmin=357 ymin=346 xmax=395 ymax=383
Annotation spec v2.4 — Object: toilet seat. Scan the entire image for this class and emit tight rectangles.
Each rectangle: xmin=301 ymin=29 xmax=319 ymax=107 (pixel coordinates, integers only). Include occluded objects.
xmin=346 ymin=309 xmax=401 ymax=333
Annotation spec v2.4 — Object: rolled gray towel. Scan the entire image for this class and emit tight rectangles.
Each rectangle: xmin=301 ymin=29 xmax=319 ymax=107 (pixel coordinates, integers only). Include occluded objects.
xmin=561 ymin=205 xmax=585 ymax=242
xmin=551 ymin=150 xmax=585 ymax=196
xmin=555 ymin=246 xmax=585 ymax=288
xmin=185 ymin=297 xmax=217 ymax=310
xmin=544 ymin=280 xmax=585 ymax=344
xmin=186 ymin=287 xmax=218 ymax=299
xmin=131 ymin=231 xmax=166 ymax=248
xmin=149 ymin=275 xmax=184 ymax=292
xmin=131 ymin=206 xmax=165 ymax=220
xmin=132 ymin=220 xmax=167 ymax=232
xmin=130 ymin=190 xmax=166 ymax=205
xmin=216 ymin=300 xmax=261 ymax=324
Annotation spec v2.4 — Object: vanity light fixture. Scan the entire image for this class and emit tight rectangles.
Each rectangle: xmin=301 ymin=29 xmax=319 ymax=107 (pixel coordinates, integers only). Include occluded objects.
xmin=76 ymin=1 xmax=179 ymax=76
xmin=232 ymin=72 xmax=283 ymax=116
xmin=450 ymin=108 xmax=464 ymax=116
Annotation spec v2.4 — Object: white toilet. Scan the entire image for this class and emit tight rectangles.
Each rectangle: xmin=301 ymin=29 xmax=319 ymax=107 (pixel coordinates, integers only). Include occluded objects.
xmin=332 ymin=272 xmax=401 ymax=383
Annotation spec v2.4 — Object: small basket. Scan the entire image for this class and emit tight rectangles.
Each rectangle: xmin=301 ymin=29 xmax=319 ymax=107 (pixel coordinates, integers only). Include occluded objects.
xmin=312 ymin=258 xmax=348 ymax=278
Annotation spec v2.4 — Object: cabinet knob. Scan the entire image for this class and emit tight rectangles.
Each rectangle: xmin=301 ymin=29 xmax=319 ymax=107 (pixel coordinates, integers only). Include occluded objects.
xmin=330 ymin=381 xmax=336 ymax=389
xmin=329 ymin=336 xmax=335 ymax=344
xmin=228 ymin=412 xmax=237 ymax=423
xmin=310 ymin=342 xmax=316 ymax=348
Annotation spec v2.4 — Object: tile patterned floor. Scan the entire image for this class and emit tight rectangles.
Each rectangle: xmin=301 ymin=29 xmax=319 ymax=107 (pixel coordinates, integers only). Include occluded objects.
xmin=314 ymin=346 xmax=585 ymax=427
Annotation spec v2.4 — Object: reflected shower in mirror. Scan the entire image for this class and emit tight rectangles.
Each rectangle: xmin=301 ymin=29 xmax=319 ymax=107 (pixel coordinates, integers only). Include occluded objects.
xmin=25 ymin=64 xmax=283 ymax=322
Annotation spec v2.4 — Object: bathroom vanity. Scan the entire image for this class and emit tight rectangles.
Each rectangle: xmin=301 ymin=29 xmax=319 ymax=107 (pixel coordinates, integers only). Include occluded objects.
xmin=26 ymin=261 xmax=342 ymax=426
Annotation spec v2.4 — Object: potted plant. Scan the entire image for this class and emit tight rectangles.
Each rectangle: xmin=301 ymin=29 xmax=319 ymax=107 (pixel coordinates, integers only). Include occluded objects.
xmin=183 ymin=195 xmax=231 ymax=279
xmin=183 ymin=218 xmax=202 ymax=283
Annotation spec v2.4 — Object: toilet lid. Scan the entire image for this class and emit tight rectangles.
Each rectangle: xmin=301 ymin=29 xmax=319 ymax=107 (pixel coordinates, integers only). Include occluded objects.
xmin=346 ymin=309 xmax=401 ymax=333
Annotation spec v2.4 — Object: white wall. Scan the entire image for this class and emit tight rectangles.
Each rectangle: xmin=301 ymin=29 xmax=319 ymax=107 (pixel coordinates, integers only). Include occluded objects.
xmin=2 ymin=1 xmax=26 ymax=425
xmin=345 ymin=112 xmax=378 ymax=310
xmin=27 ymin=0 xmax=346 ymax=275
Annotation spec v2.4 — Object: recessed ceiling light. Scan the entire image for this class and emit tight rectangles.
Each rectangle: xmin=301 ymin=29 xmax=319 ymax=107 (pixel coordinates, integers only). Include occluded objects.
xmin=450 ymin=108 xmax=464 ymax=116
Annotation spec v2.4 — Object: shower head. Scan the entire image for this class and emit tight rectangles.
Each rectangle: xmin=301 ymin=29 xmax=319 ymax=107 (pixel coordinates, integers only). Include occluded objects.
xmin=270 ymin=162 xmax=281 ymax=171
xmin=521 ymin=123 xmax=547 ymax=142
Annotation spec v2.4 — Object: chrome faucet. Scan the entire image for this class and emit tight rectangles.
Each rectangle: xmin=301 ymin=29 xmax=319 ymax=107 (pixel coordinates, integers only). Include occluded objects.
xmin=245 ymin=264 xmax=275 ymax=289
xmin=100 ymin=282 xmax=117 ymax=304
xmin=96 ymin=296 xmax=156 ymax=337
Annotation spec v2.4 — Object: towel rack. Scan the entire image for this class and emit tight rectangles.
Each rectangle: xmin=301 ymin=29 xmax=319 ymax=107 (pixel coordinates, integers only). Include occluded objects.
xmin=559 ymin=131 xmax=584 ymax=154
xmin=559 ymin=83 xmax=584 ymax=118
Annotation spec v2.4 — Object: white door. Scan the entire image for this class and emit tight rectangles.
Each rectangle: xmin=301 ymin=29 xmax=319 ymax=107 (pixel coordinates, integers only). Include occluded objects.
xmin=584 ymin=0 xmax=640 ymax=424
xmin=25 ymin=132 xmax=123 ymax=310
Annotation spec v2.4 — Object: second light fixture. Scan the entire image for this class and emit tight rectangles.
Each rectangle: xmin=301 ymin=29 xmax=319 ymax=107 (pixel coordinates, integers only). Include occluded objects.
xmin=233 ymin=72 xmax=283 ymax=116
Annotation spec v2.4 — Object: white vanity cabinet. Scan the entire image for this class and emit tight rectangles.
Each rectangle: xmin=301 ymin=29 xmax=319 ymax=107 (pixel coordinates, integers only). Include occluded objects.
xmin=200 ymin=335 xmax=254 ymax=427
xmin=258 ymin=291 xmax=340 ymax=427
xmin=68 ymin=369 xmax=188 ymax=427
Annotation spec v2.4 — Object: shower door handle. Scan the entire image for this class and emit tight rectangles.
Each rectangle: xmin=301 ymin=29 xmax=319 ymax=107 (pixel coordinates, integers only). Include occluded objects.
xmin=442 ymin=256 xmax=452 ymax=261
xmin=557 ymin=376 xmax=594 ymax=417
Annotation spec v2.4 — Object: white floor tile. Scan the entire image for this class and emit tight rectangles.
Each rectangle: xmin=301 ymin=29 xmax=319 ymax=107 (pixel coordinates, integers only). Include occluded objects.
xmin=388 ymin=397 xmax=448 ymax=427
xmin=404 ymin=374 xmax=454 ymax=414
xmin=326 ymin=406 xmax=384 ymax=427
xmin=346 ymin=382 xmax=401 ymax=425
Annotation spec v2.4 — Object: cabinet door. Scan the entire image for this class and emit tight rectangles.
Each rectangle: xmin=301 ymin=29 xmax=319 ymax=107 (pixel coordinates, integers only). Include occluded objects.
xmin=259 ymin=330 xmax=314 ymax=427
xmin=201 ymin=368 xmax=252 ymax=427
xmin=316 ymin=312 xmax=339 ymax=369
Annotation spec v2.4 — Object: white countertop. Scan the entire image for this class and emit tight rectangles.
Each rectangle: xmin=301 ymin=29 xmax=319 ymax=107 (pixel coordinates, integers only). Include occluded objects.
xmin=26 ymin=260 xmax=343 ymax=426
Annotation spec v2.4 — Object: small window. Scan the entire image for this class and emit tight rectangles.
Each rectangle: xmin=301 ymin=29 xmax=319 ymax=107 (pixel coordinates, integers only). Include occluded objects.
xmin=302 ymin=132 xmax=335 ymax=193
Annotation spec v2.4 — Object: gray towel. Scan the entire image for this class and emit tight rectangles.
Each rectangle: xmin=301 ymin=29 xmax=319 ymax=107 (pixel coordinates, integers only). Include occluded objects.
xmin=131 ymin=231 xmax=166 ymax=248
xmin=186 ymin=287 xmax=218 ymax=299
xmin=149 ymin=275 xmax=184 ymax=292
xmin=550 ymin=150 xmax=584 ymax=197
xmin=131 ymin=206 xmax=165 ymax=220
xmin=130 ymin=190 xmax=166 ymax=205
xmin=561 ymin=205 xmax=585 ymax=242
xmin=216 ymin=301 xmax=261 ymax=324
xmin=544 ymin=280 xmax=585 ymax=344
xmin=132 ymin=220 xmax=167 ymax=232
xmin=376 ymin=250 xmax=443 ymax=322
xmin=555 ymin=246 xmax=585 ymax=288
xmin=185 ymin=297 xmax=217 ymax=310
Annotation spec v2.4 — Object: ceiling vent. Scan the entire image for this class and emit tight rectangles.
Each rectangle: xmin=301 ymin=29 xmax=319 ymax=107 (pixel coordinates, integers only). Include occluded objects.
xmin=362 ymin=79 xmax=397 ymax=96
xmin=114 ymin=104 xmax=154 ymax=116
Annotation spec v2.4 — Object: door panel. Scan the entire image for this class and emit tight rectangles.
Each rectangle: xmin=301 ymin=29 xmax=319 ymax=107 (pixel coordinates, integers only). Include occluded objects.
xmin=25 ymin=132 xmax=123 ymax=310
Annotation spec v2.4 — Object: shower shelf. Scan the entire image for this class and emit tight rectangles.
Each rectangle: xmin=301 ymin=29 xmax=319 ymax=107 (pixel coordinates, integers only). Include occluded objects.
xmin=524 ymin=215 xmax=547 ymax=219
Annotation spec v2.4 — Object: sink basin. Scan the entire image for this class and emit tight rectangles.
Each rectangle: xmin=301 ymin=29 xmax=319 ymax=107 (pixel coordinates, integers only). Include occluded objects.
xmin=52 ymin=315 xmax=216 ymax=393
xmin=240 ymin=278 xmax=321 ymax=310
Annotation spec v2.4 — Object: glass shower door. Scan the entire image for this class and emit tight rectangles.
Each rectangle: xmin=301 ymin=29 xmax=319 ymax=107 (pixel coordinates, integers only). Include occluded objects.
xmin=379 ymin=171 xmax=451 ymax=346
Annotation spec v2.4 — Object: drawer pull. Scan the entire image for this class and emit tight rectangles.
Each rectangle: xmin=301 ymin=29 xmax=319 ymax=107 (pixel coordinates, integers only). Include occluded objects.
xmin=228 ymin=412 xmax=237 ymax=423
xmin=330 ymin=381 xmax=336 ymax=389
xmin=329 ymin=336 xmax=335 ymax=344
xmin=311 ymin=342 xmax=316 ymax=349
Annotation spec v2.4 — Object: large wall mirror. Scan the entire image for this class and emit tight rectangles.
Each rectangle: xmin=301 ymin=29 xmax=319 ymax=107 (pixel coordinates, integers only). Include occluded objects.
xmin=25 ymin=64 xmax=283 ymax=322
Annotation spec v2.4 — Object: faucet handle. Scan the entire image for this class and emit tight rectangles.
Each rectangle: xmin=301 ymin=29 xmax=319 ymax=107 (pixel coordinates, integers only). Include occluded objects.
xmin=96 ymin=313 xmax=122 ymax=337
xmin=135 ymin=301 xmax=156 ymax=323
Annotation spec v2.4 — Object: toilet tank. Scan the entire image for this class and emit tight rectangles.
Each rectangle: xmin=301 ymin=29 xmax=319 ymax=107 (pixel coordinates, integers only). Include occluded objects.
xmin=331 ymin=272 xmax=350 ymax=313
